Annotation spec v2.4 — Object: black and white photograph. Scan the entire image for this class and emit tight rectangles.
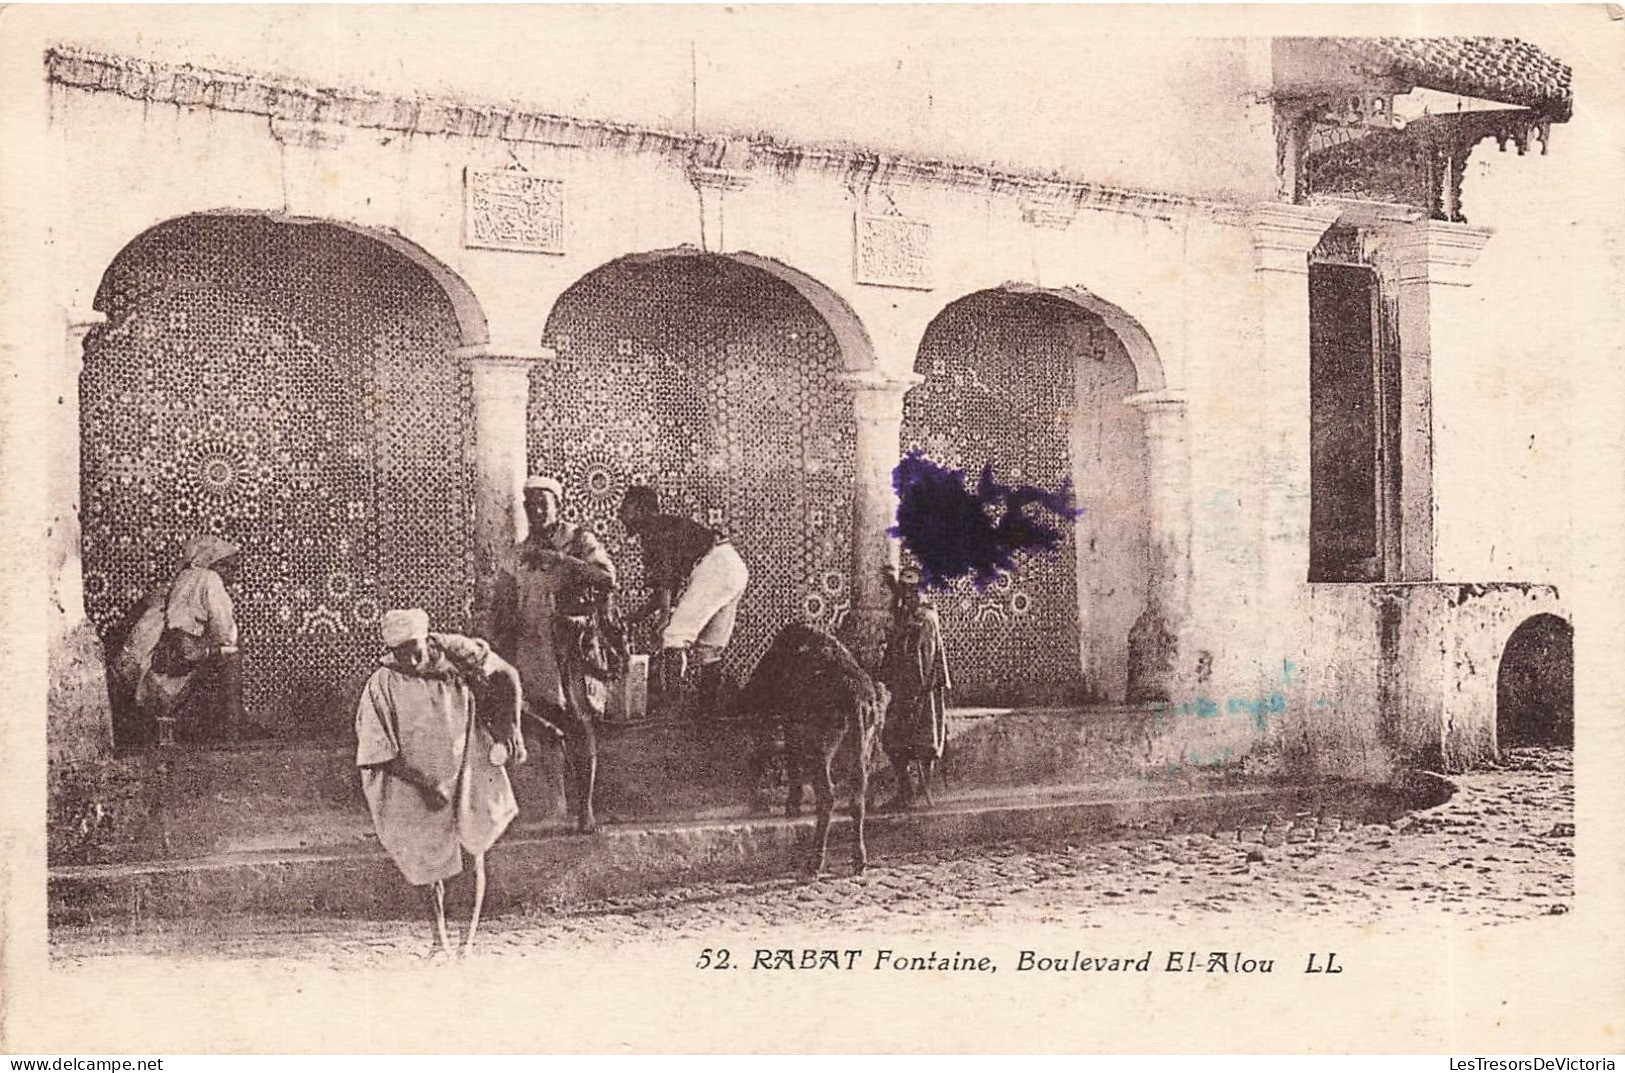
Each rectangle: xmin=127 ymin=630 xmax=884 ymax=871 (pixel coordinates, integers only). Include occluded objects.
xmin=0 ymin=2 xmax=1621 ymax=1056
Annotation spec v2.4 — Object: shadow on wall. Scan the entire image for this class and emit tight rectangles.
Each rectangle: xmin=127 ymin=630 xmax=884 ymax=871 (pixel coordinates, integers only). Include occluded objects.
xmin=1496 ymin=614 xmax=1573 ymax=749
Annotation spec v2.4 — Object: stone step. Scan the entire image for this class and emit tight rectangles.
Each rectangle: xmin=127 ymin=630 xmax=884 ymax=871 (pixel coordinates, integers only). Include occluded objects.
xmin=51 ymin=703 xmax=1273 ymax=868
xmin=49 ymin=776 xmax=1450 ymax=926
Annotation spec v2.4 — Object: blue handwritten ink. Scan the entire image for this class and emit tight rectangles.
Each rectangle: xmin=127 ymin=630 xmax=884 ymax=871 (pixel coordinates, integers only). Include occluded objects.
xmin=1152 ymin=672 xmax=1344 ymax=774
xmin=890 ymin=450 xmax=1085 ymax=590
xmin=1166 ymin=686 xmax=1314 ymax=734
xmin=1184 ymin=746 xmax=1240 ymax=769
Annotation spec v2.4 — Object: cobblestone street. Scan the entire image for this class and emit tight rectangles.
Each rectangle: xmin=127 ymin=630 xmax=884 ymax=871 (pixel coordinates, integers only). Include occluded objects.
xmin=51 ymin=748 xmax=1574 ymax=967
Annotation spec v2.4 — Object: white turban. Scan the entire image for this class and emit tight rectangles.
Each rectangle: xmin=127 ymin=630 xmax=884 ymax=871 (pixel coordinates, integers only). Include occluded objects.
xmin=380 ymin=608 xmax=430 ymax=648
xmin=524 ymin=475 xmax=564 ymax=499
xmin=182 ymin=534 xmax=240 ymax=569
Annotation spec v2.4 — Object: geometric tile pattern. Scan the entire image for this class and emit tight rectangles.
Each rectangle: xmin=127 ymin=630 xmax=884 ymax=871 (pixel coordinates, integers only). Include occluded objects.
xmin=536 ymin=255 xmax=856 ymax=681
xmin=902 ymin=290 xmax=1090 ymax=705
xmin=81 ymin=215 xmax=473 ymax=734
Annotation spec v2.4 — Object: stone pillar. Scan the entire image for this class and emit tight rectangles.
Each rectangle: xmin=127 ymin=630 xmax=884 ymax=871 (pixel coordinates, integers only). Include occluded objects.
xmin=48 ymin=309 xmax=113 ymax=764
xmin=838 ymin=370 xmax=923 ymax=669
xmin=1123 ymin=389 xmax=1191 ymax=702
xmin=1251 ymin=205 xmax=1340 ymax=692
xmin=459 ymin=345 xmax=550 ymax=635
xmin=1387 ymin=221 xmax=1493 ymax=582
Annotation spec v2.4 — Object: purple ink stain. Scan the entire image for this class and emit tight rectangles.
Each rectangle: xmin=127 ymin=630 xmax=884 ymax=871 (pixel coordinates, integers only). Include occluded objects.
xmin=889 ymin=450 xmax=1085 ymax=591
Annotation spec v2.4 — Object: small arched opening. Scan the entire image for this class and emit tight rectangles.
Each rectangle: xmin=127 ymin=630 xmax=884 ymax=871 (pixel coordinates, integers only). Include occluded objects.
xmin=1496 ymin=613 xmax=1574 ymax=750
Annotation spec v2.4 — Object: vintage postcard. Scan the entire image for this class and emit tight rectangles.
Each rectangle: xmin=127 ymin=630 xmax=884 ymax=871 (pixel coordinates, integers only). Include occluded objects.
xmin=1 ymin=2 xmax=1621 ymax=1055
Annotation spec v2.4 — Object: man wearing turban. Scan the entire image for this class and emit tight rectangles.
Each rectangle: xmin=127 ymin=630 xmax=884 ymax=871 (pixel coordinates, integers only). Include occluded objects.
xmin=116 ymin=534 xmax=246 ymax=743
xmin=879 ymin=563 xmax=953 ymax=809
xmin=617 ymin=485 xmax=750 ymax=719
xmin=491 ymin=475 xmax=618 ymax=834
xmin=355 ymin=608 xmax=526 ymax=956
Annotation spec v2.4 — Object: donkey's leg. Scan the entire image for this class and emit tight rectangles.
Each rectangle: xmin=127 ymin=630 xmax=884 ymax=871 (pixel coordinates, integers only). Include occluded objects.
xmin=810 ymin=745 xmax=836 ymax=876
xmin=852 ymin=726 xmax=871 ymax=874
xmin=919 ymin=758 xmax=936 ymax=807
xmin=785 ymin=738 xmax=804 ymax=818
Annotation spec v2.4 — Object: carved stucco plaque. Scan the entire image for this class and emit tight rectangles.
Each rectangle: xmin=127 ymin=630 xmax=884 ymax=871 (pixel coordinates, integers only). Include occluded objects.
xmin=463 ymin=167 xmax=566 ymax=254
xmin=853 ymin=212 xmax=933 ymax=290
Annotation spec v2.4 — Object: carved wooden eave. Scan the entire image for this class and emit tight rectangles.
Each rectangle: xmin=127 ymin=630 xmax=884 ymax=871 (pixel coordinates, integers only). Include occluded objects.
xmin=1271 ymin=37 xmax=1573 ymax=224
xmin=44 ymin=45 xmax=1252 ymax=229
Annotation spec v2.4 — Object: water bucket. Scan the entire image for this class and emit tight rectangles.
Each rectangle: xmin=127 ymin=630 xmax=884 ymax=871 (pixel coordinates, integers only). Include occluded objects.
xmin=606 ymin=654 xmax=649 ymax=722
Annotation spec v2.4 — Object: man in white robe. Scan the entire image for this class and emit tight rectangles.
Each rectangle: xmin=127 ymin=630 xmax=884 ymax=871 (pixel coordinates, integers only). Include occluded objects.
xmin=132 ymin=534 xmax=245 ymax=742
xmin=355 ymin=608 xmax=526 ymax=955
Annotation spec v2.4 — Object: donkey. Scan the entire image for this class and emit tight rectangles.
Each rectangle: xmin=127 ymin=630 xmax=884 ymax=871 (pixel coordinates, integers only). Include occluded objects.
xmin=732 ymin=623 xmax=891 ymax=876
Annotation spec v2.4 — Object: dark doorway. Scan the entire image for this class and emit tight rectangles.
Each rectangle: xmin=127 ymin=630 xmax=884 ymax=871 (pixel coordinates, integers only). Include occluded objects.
xmin=1496 ymin=614 xmax=1574 ymax=748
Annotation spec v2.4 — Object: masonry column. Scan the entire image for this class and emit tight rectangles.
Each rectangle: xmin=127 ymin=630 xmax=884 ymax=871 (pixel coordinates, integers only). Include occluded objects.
xmin=1387 ymin=221 xmax=1493 ymax=581
xmin=1123 ymin=389 xmax=1192 ymax=702
xmin=838 ymin=370 xmax=923 ymax=669
xmin=459 ymin=345 xmax=550 ymax=635
xmin=1252 ymin=205 xmax=1340 ymax=693
xmin=49 ymin=308 xmax=113 ymax=763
